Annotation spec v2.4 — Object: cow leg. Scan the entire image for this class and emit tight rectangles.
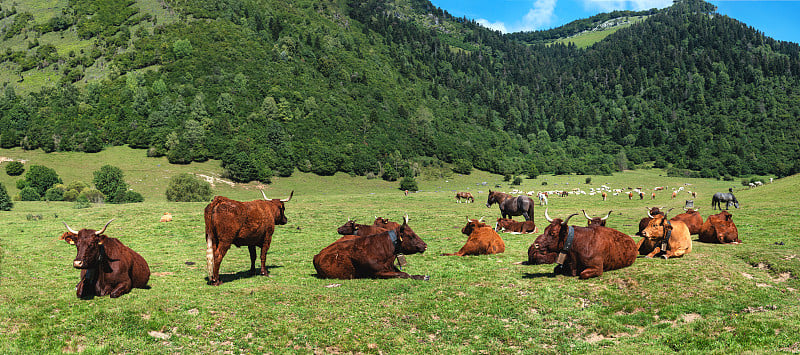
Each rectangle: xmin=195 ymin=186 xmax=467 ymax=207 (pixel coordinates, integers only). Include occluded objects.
xmin=259 ymin=243 xmax=270 ymax=276
xmin=644 ymin=246 xmax=661 ymax=258
xmin=579 ymin=266 xmax=603 ymax=279
xmin=211 ymin=244 xmax=231 ymax=286
xmin=522 ymin=212 xmax=531 ymax=221
xmin=248 ymin=246 xmax=259 ymax=275
xmin=109 ymin=280 xmax=133 ymax=298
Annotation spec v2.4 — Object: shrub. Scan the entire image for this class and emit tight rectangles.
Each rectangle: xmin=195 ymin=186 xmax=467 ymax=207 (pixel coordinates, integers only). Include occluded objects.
xmin=382 ymin=164 xmax=398 ymax=182
xmin=24 ymin=165 xmax=62 ymax=196
xmin=74 ymin=195 xmax=91 ymax=209
xmin=16 ymin=179 xmax=27 ymax=190
xmin=5 ymin=161 xmax=24 ymax=176
xmin=123 ymin=190 xmax=144 ymax=203
xmin=93 ymin=165 xmax=127 ymax=201
xmin=399 ymin=176 xmax=418 ymax=192
xmin=67 ymin=181 xmax=89 ymax=193
xmin=19 ymin=186 xmax=41 ymax=201
xmin=541 ymin=181 xmax=548 ymax=186
xmin=0 ymin=182 xmax=12 ymax=211
xmin=63 ymin=189 xmax=79 ymax=201
xmin=80 ymin=189 xmax=105 ymax=204
xmin=512 ymin=176 xmax=522 ymax=185
xmin=166 ymin=173 xmax=213 ymax=202
xmin=44 ymin=186 xmax=65 ymax=201
xmin=452 ymin=159 xmax=472 ymax=175
xmin=585 ymin=177 xmax=592 ymax=184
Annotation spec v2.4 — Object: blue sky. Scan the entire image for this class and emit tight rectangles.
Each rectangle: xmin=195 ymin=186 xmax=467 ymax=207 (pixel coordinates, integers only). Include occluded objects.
xmin=428 ymin=0 xmax=800 ymax=44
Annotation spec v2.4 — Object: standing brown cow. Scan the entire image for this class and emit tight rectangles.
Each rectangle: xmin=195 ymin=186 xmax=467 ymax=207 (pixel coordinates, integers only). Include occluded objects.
xmin=526 ymin=209 xmax=637 ymax=279
xmin=442 ymin=218 xmax=505 ymax=256
xmin=314 ymin=215 xmax=429 ymax=280
xmin=61 ymin=219 xmax=150 ymax=298
xmin=204 ymin=190 xmax=293 ymax=286
xmin=455 ymin=192 xmax=474 ymax=203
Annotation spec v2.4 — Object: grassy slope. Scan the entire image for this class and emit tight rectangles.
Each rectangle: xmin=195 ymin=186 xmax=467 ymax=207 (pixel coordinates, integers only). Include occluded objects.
xmin=0 ymin=147 xmax=798 ymax=353
xmin=550 ymin=16 xmax=648 ymax=49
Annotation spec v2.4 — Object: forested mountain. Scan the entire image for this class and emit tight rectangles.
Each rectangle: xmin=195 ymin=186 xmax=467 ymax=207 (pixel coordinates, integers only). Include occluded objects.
xmin=0 ymin=0 xmax=798 ymax=182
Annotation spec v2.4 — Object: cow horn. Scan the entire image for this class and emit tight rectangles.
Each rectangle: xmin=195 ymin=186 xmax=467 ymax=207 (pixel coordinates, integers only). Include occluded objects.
xmin=466 ymin=216 xmax=471 ymax=223
xmin=647 ymin=210 xmax=654 ymax=219
xmin=601 ymin=210 xmax=612 ymax=221
xmin=280 ymin=190 xmax=293 ymax=202
xmin=63 ymin=222 xmax=78 ymax=235
xmin=545 ymin=208 xmax=553 ymax=223
xmin=403 ymin=214 xmax=409 ymax=224
xmin=693 ymin=208 xmax=700 ymax=212
xmin=95 ymin=219 xmax=114 ymax=235
xmin=582 ymin=209 xmax=592 ymax=220
xmin=479 ymin=216 xmax=484 ymax=223
xmin=562 ymin=213 xmax=578 ymax=226
xmin=261 ymin=190 xmax=268 ymax=200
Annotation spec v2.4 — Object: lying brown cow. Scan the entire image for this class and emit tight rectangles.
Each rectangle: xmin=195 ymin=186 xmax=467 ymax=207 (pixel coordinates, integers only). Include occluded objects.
xmin=526 ymin=209 xmax=637 ymax=279
xmin=443 ymin=218 xmax=506 ymax=256
xmin=670 ymin=208 xmax=703 ymax=235
xmin=61 ymin=219 xmax=150 ymax=298
xmin=699 ymin=211 xmax=741 ymax=244
xmin=204 ymin=190 xmax=292 ymax=286
xmin=495 ymin=218 xmax=538 ymax=234
xmin=582 ymin=209 xmax=612 ymax=227
xmin=638 ymin=212 xmax=692 ymax=259
xmin=314 ymin=215 xmax=429 ymax=280
xmin=373 ymin=216 xmax=400 ymax=230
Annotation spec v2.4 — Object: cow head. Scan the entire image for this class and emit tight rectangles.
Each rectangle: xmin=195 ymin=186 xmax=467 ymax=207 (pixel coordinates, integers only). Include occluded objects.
xmin=461 ymin=217 xmax=487 ymax=236
xmin=641 ymin=213 xmax=672 ymax=241
xmin=337 ymin=219 xmax=358 ymax=235
xmin=496 ymin=218 xmax=514 ymax=230
xmin=61 ymin=220 xmax=114 ymax=269
xmin=261 ymin=190 xmax=293 ymax=225
xmin=396 ymin=214 xmax=427 ymax=255
xmin=582 ymin=209 xmax=612 ymax=227
xmin=528 ymin=209 xmax=577 ymax=265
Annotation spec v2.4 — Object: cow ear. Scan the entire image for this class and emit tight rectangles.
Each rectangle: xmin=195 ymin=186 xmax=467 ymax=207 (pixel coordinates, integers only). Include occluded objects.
xmin=97 ymin=234 xmax=107 ymax=245
xmin=61 ymin=232 xmax=77 ymax=245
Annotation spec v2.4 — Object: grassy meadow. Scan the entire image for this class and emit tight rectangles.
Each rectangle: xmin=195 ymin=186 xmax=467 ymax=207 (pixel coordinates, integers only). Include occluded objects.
xmin=1 ymin=146 xmax=799 ymax=353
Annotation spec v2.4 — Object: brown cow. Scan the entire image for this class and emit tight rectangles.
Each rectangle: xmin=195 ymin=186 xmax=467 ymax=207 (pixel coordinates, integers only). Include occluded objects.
xmin=443 ymin=218 xmax=506 ymax=256
xmin=582 ymin=209 xmax=612 ymax=227
xmin=526 ymin=209 xmax=637 ymax=279
xmin=204 ymin=190 xmax=293 ymax=286
xmin=159 ymin=212 xmax=172 ymax=222
xmin=670 ymin=208 xmax=703 ymax=235
xmin=337 ymin=219 xmax=387 ymax=240
xmin=314 ymin=215 xmax=429 ymax=280
xmin=456 ymin=192 xmax=474 ymax=203
xmin=495 ymin=218 xmax=538 ymax=234
xmin=373 ymin=216 xmax=401 ymax=230
xmin=61 ymin=220 xmax=150 ymax=298
xmin=699 ymin=211 xmax=741 ymax=244
xmin=638 ymin=212 xmax=692 ymax=259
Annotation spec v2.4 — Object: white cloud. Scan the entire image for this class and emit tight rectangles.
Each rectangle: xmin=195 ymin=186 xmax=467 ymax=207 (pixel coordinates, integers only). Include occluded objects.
xmin=521 ymin=0 xmax=558 ymax=31
xmin=476 ymin=18 xmax=509 ymax=33
xmin=582 ymin=0 xmax=672 ymax=12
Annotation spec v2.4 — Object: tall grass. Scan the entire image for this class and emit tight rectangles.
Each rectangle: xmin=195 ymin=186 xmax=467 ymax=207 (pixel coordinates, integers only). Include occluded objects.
xmin=0 ymin=147 xmax=798 ymax=353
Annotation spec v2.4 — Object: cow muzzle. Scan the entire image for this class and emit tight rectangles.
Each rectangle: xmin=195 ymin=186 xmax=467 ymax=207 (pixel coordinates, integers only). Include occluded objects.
xmin=73 ymin=260 xmax=84 ymax=268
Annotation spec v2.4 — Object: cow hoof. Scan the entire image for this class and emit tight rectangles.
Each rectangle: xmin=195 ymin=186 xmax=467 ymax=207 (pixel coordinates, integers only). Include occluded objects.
xmin=423 ymin=275 xmax=430 ymax=281
xmin=661 ymin=255 xmax=669 ymax=260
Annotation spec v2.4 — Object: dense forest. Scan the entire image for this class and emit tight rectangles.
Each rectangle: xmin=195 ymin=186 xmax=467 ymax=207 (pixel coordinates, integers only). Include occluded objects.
xmin=0 ymin=0 xmax=798 ymax=182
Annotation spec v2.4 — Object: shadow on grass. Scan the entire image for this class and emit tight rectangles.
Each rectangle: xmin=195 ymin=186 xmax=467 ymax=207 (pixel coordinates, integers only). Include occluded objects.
xmin=206 ymin=265 xmax=284 ymax=285
xmin=522 ymin=272 xmax=556 ymax=279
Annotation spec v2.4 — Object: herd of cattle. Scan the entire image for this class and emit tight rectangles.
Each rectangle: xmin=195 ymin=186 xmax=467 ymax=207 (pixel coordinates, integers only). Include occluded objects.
xmin=57 ymin=188 xmax=742 ymax=298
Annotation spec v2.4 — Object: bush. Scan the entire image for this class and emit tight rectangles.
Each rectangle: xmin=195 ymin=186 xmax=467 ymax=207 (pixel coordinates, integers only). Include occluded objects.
xmin=93 ymin=165 xmax=128 ymax=202
xmin=67 ymin=181 xmax=89 ymax=193
xmin=452 ymin=159 xmax=472 ymax=175
xmin=123 ymin=190 xmax=144 ymax=203
xmin=399 ymin=176 xmax=418 ymax=192
xmin=24 ymin=165 xmax=62 ymax=196
xmin=80 ymin=189 xmax=105 ymax=204
xmin=74 ymin=195 xmax=91 ymax=209
xmin=16 ymin=179 xmax=27 ymax=190
xmin=19 ymin=186 xmax=41 ymax=201
xmin=0 ymin=182 xmax=12 ymax=211
xmin=382 ymin=164 xmax=398 ymax=182
xmin=5 ymin=161 xmax=24 ymax=176
xmin=585 ymin=177 xmax=592 ymax=184
xmin=512 ymin=176 xmax=522 ymax=185
xmin=44 ymin=186 xmax=65 ymax=201
xmin=63 ymin=189 xmax=79 ymax=201
xmin=166 ymin=173 xmax=213 ymax=202
xmin=541 ymin=181 xmax=548 ymax=186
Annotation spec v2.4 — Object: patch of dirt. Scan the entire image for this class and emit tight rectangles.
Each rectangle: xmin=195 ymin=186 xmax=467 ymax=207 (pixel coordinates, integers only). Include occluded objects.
xmin=741 ymin=272 xmax=754 ymax=279
xmin=753 ymin=262 xmax=771 ymax=270
xmin=585 ymin=333 xmax=612 ymax=343
xmin=775 ymin=272 xmax=794 ymax=283
xmin=151 ymin=272 xmax=174 ymax=277
xmin=779 ymin=342 xmax=800 ymax=353
xmin=682 ymin=313 xmax=702 ymax=323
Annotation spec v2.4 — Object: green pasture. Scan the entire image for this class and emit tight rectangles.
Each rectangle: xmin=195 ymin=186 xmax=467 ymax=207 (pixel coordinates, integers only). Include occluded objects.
xmin=0 ymin=147 xmax=798 ymax=353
